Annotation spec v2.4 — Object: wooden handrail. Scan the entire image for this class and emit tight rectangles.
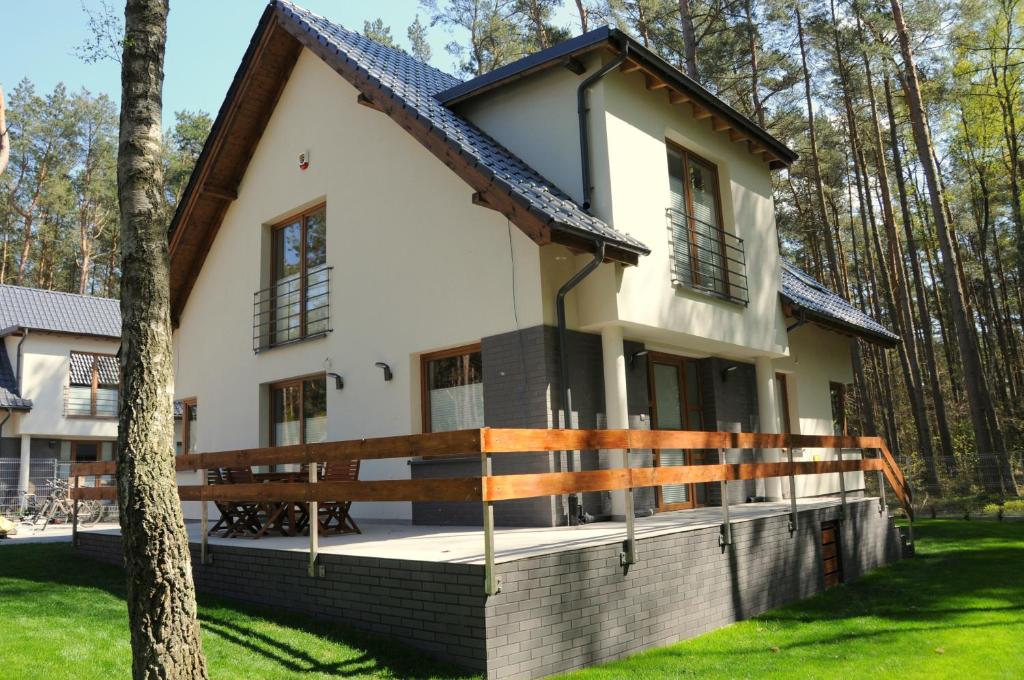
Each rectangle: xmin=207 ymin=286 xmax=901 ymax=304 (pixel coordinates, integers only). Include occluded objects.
xmin=68 ymin=428 xmax=914 ymax=519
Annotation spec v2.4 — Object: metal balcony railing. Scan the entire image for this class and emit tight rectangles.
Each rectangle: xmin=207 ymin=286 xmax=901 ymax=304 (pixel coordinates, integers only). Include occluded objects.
xmin=64 ymin=386 xmax=118 ymax=418
xmin=665 ymin=207 xmax=748 ymax=305
xmin=253 ymin=266 xmax=333 ymax=352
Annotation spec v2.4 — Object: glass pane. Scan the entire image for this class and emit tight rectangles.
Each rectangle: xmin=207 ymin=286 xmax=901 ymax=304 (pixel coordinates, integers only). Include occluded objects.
xmin=187 ymin=404 xmax=198 ymax=453
xmin=428 ymin=352 xmax=484 ymax=432
xmin=303 ymin=377 xmax=327 ymax=444
xmin=66 ymin=386 xmax=93 ymax=416
xmin=666 ymin=147 xmax=692 ymax=286
xmin=654 ymin=362 xmax=688 ymax=504
xmin=273 ymin=222 xmax=302 ymax=344
xmin=74 ymin=443 xmax=99 ymax=462
xmin=688 ymin=157 xmax=724 ymax=294
xmin=272 ymin=384 xmax=302 ymax=446
xmin=305 ymin=209 xmax=326 ymax=269
xmin=94 ymin=388 xmax=118 ymax=417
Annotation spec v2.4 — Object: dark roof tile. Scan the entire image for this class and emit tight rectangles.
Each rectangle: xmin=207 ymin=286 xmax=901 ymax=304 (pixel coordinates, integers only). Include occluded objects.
xmin=0 ymin=285 xmax=120 ymax=339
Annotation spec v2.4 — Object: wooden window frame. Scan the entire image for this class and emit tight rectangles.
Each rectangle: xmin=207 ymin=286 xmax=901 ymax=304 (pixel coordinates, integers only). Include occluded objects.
xmin=270 ymin=202 xmax=327 ymax=343
xmin=420 ymin=343 xmax=483 ymax=434
xmin=268 ymin=373 xmax=327 ymax=447
xmin=178 ymin=397 xmax=197 ymax=456
xmin=647 ymin=351 xmax=705 ymax=512
xmin=68 ymin=351 xmax=119 ymax=419
xmin=666 ymin=140 xmax=730 ymax=294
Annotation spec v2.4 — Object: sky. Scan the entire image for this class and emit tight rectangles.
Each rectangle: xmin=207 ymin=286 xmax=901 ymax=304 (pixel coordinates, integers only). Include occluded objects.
xmin=0 ymin=0 xmax=581 ymax=127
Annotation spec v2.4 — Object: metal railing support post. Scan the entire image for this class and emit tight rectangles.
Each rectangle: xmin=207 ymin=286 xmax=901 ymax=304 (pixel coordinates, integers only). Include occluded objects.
xmin=72 ymin=474 xmax=79 ymax=548
xmin=482 ymin=451 xmax=501 ymax=595
xmin=308 ymin=461 xmax=320 ymax=578
xmin=875 ymin=448 xmax=887 ymax=515
xmin=200 ymin=468 xmax=211 ymax=565
xmin=787 ymin=447 xmax=798 ymax=534
xmin=620 ymin=446 xmax=636 ymax=566
xmin=718 ymin=448 xmax=732 ymax=546
xmin=837 ymin=447 xmax=847 ymax=520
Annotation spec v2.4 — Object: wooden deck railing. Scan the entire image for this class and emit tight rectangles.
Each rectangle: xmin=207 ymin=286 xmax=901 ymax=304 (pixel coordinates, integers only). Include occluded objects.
xmin=70 ymin=428 xmax=912 ymax=594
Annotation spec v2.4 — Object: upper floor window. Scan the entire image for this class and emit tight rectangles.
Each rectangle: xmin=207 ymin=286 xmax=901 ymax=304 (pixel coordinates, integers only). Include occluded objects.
xmin=66 ymin=352 xmax=118 ymax=418
xmin=421 ymin=345 xmax=484 ymax=433
xmin=175 ymin=399 xmax=198 ymax=455
xmin=254 ymin=204 xmax=331 ymax=351
xmin=665 ymin=144 xmax=748 ymax=305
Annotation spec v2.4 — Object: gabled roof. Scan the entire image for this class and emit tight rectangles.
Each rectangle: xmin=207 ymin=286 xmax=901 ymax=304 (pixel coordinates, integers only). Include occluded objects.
xmin=780 ymin=261 xmax=899 ymax=347
xmin=438 ymin=26 xmax=797 ymax=169
xmin=168 ymin=0 xmax=650 ymax=322
xmin=0 ymin=285 xmax=120 ymax=339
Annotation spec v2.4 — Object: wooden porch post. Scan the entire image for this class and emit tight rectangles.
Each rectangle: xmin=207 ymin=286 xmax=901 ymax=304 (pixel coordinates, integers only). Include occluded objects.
xmin=787 ymin=447 xmax=798 ymax=534
xmin=72 ymin=473 xmax=80 ymax=548
xmin=482 ymin=451 xmax=500 ymax=595
xmin=308 ymin=461 xmax=319 ymax=578
xmin=718 ymin=447 xmax=732 ymax=546
xmin=200 ymin=468 xmax=210 ymax=565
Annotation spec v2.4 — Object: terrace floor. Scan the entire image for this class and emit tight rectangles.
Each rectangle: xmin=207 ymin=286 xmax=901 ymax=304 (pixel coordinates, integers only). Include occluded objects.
xmin=81 ymin=495 xmax=873 ymax=564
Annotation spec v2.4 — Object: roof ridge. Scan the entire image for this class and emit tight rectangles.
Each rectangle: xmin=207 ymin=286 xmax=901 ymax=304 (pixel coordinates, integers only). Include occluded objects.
xmin=0 ymin=283 xmax=119 ymax=304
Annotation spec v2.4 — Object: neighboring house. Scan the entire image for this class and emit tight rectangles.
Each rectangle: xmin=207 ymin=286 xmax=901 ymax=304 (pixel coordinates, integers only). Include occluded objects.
xmin=167 ymin=0 xmax=897 ymax=529
xmin=0 ymin=285 xmax=120 ymax=510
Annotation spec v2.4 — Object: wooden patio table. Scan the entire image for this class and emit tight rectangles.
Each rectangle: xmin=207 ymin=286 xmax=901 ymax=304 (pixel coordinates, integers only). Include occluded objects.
xmin=252 ymin=470 xmax=306 ymax=537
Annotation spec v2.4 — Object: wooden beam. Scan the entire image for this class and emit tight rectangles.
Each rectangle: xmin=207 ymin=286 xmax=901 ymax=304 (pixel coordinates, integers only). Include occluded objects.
xmin=691 ymin=104 xmax=712 ymax=120
xmin=644 ymin=74 xmax=669 ymax=91
xmin=668 ymin=91 xmax=691 ymax=105
xmin=749 ymin=141 xmax=766 ymax=154
xmin=202 ymin=183 xmax=238 ymax=201
xmin=619 ymin=59 xmax=642 ymax=74
xmin=562 ymin=57 xmax=586 ymax=75
xmin=356 ymin=92 xmax=384 ymax=111
xmin=712 ymin=117 xmax=731 ymax=132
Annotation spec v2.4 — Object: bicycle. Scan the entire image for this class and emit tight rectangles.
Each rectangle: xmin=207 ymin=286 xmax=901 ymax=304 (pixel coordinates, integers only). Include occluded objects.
xmin=19 ymin=479 xmax=105 ymax=531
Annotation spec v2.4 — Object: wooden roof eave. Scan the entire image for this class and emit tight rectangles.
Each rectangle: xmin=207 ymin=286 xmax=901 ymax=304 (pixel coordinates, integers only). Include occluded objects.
xmin=620 ymin=56 xmax=792 ymax=170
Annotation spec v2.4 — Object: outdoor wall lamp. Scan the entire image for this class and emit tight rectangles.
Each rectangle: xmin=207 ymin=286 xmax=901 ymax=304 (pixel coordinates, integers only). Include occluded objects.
xmin=629 ymin=350 xmax=649 ymax=368
xmin=374 ymin=362 xmax=393 ymax=382
xmin=721 ymin=365 xmax=739 ymax=382
xmin=326 ymin=372 xmax=344 ymax=390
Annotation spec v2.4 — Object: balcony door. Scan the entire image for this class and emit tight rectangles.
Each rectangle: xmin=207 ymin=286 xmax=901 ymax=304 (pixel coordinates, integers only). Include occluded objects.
xmin=648 ymin=352 xmax=705 ymax=511
xmin=667 ymin=143 xmax=728 ymax=297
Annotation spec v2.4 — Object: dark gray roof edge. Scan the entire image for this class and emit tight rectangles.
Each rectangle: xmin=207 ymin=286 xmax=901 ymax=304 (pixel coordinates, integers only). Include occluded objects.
xmin=437 ymin=26 xmax=797 ymax=165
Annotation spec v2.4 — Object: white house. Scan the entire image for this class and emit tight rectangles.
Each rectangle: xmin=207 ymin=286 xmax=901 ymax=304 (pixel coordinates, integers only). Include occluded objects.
xmin=0 ymin=286 xmax=120 ymax=511
xmin=166 ymin=1 xmax=898 ymax=527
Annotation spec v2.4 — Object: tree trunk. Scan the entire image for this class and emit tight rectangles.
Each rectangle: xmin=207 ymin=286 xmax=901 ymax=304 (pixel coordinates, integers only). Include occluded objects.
xmin=116 ymin=1 xmax=209 ymax=677
xmin=890 ymin=0 xmax=1012 ymax=492
xmin=0 ymin=85 xmax=8 ymax=178
xmin=678 ymin=0 xmax=698 ymax=80
xmin=575 ymin=0 xmax=588 ymax=33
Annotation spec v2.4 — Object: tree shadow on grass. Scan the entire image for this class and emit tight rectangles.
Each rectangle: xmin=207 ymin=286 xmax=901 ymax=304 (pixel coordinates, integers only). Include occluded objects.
xmin=2 ymin=543 xmax=479 ymax=679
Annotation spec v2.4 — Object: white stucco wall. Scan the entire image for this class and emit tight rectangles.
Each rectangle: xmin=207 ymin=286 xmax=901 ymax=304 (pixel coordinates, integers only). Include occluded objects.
xmin=172 ymin=49 xmax=545 ymax=521
xmin=774 ymin=324 xmax=863 ymax=496
xmin=6 ymin=332 xmax=119 ymax=441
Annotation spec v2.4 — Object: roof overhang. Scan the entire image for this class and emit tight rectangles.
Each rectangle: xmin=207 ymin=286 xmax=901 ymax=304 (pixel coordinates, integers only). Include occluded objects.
xmin=438 ymin=27 xmax=798 ymax=170
xmin=167 ymin=4 xmax=644 ymax=326
xmin=781 ymin=299 xmax=900 ymax=348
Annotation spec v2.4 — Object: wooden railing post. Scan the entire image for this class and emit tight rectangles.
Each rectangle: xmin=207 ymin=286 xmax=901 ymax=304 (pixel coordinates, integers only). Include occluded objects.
xmin=482 ymin=450 xmax=501 ymax=595
xmin=620 ymin=444 xmax=636 ymax=567
xmin=787 ymin=447 xmax=798 ymax=534
xmin=875 ymin=448 xmax=887 ymax=515
xmin=72 ymin=473 xmax=79 ymax=548
xmin=718 ymin=448 xmax=732 ymax=547
xmin=200 ymin=468 xmax=211 ymax=565
xmin=837 ymin=447 xmax=847 ymax=519
xmin=308 ymin=460 xmax=320 ymax=578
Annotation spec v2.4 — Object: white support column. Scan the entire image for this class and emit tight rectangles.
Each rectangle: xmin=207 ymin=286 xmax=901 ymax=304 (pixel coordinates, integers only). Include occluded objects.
xmin=17 ymin=434 xmax=30 ymax=511
xmin=754 ymin=357 xmax=783 ymax=500
xmin=600 ymin=326 xmax=630 ymax=519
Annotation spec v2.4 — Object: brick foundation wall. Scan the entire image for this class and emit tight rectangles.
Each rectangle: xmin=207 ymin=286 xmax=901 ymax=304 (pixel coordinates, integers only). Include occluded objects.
xmin=77 ymin=499 xmax=899 ymax=679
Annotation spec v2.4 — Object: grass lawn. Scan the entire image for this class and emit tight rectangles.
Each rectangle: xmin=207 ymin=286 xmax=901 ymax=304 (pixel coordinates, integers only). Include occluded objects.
xmin=1 ymin=520 xmax=1022 ymax=679
xmin=560 ymin=519 xmax=1024 ymax=679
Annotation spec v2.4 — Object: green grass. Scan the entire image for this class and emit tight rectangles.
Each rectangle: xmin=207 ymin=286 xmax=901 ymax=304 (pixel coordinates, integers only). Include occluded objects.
xmin=2 ymin=521 xmax=1022 ymax=678
xmin=0 ymin=542 xmax=477 ymax=679
xmin=561 ymin=520 xmax=1024 ymax=679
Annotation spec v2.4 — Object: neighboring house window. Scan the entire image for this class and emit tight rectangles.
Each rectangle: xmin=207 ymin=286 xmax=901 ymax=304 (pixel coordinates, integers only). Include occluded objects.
xmin=666 ymin=143 xmax=746 ymax=304
xmin=66 ymin=352 xmax=118 ymax=418
xmin=830 ymin=382 xmax=847 ymax=436
xmin=257 ymin=204 xmax=330 ymax=350
xmin=270 ymin=375 xmax=327 ymax=446
xmin=175 ymin=399 xmax=198 ymax=455
xmin=421 ymin=345 xmax=484 ymax=433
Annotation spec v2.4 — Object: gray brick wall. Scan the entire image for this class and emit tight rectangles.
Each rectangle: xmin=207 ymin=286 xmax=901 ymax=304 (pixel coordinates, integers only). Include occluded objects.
xmin=77 ymin=498 xmax=900 ymax=679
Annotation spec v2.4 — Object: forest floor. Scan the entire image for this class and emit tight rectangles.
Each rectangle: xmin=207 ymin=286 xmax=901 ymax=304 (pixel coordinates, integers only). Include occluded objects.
xmin=0 ymin=520 xmax=1021 ymax=679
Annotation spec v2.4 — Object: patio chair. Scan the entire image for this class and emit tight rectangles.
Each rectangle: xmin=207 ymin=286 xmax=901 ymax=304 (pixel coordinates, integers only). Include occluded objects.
xmin=222 ymin=466 xmax=282 ymax=538
xmin=206 ymin=468 xmax=238 ymax=537
xmin=317 ymin=460 xmax=361 ymax=535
